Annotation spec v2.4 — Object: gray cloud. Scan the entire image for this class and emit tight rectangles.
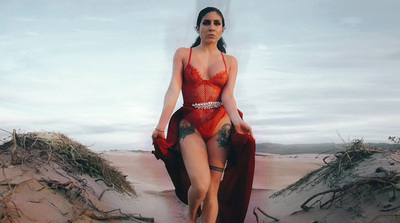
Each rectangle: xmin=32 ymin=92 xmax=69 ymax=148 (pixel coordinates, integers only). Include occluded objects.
xmin=1 ymin=0 xmax=399 ymax=150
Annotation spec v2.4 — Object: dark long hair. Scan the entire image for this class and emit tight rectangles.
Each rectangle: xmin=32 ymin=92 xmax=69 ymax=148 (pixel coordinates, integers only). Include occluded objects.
xmin=191 ymin=7 xmax=226 ymax=53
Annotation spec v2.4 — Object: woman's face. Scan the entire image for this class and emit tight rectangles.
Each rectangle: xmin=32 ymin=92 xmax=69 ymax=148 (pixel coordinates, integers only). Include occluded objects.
xmin=197 ymin=11 xmax=225 ymax=45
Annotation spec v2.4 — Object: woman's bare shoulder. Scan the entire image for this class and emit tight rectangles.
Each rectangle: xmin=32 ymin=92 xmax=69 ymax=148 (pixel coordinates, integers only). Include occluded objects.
xmin=223 ymin=53 xmax=238 ymax=68
xmin=175 ymin=47 xmax=190 ymax=58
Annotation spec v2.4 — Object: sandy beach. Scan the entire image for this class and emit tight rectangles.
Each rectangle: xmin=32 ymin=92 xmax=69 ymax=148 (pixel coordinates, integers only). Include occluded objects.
xmin=92 ymin=144 xmax=400 ymax=223
xmin=102 ymin=150 xmax=325 ymax=222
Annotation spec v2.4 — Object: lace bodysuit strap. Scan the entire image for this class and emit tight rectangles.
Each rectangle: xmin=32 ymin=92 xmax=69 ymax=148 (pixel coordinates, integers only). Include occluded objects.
xmin=188 ymin=48 xmax=193 ymax=64
xmin=221 ymin=51 xmax=227 ymax=71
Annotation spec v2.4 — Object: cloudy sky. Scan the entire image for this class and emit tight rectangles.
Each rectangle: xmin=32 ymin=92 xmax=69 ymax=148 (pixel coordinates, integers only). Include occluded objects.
xmin=1 ymin=0 xmax=399 ymax=150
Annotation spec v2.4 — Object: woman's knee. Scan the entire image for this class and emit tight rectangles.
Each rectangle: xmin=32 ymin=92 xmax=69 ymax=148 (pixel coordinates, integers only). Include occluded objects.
xmin=191 ymin=180 xmax=210 ymax=199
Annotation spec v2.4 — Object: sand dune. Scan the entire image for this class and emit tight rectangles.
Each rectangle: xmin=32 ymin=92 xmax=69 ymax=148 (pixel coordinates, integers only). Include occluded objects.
xmin=0 ymin=132 xmax=153 ymax=223
xmin=256 ymin=140 xmax=400 ymax=223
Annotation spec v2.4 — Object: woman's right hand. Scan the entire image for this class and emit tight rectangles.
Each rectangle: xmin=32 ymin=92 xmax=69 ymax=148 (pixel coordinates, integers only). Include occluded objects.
xmin=152 ymin=129 xmax=165 ymax=139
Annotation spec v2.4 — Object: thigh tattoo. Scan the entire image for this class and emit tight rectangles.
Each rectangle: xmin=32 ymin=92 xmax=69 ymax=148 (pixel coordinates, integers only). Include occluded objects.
xmin=179 ymin=121 xmax=195 ymax=141
xmin=216 ymin=123 xmax=231 ymax=149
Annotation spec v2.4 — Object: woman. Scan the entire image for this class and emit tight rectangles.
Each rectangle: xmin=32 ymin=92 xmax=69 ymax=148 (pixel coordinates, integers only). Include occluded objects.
xmin=152 ymin=7 xmax=255 ymax=223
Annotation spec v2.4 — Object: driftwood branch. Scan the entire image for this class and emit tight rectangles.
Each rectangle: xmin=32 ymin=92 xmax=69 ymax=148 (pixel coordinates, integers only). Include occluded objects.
xmin=11 ymin=129 xmax=18 ymax=165
xmin=0 ymin=155 xmax=7 ymax=168
xmin=84 ymin=210 xmax=155 ymax=222
xmin=253 ymin=206 xmax=279 ymax=222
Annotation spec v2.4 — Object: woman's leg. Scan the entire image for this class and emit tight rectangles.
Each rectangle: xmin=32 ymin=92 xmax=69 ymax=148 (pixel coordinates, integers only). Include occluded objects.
xmin=179 ymin=120 xmax=210 ymax=223
xmin=202 ymin=116 xmax=231 ymax=222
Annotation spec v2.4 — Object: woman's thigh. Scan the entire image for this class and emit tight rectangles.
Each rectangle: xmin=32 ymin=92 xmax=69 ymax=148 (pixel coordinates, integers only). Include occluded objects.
xmin=206 ymin=114 xmax=232 ymax=169
xmin=179 ymin=119 xmax=210 ymax=185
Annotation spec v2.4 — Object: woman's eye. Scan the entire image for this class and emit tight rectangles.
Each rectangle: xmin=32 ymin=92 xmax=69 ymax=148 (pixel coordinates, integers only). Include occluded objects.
xmin=214 ymin=21 xmax=221 ymax=26
xmin=202 ymin=20 xmax=211 ymax=26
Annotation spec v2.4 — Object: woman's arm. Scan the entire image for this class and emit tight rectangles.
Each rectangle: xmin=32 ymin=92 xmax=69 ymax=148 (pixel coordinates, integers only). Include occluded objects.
xmin=221 ymin=55 xmax=253 ymax=137
xmin=152 ymin=48 xmax=186 ymax=139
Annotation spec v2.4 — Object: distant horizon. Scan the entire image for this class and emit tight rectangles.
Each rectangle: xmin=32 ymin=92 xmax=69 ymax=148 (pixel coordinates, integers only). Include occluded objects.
xmin=1 ymin=127 xmax=397 ymax=153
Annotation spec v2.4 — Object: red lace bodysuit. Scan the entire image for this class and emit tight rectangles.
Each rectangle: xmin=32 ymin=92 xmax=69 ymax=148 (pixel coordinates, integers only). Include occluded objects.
xmin=182 ymin=48 xmax=228 ymax=141
xmin=152 ymin=47 xmax=255 ymax=223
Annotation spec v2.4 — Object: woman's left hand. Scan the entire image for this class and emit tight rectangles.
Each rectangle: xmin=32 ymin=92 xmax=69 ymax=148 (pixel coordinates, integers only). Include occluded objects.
xmin=234 ymin=121 xmax=254 ymax=138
